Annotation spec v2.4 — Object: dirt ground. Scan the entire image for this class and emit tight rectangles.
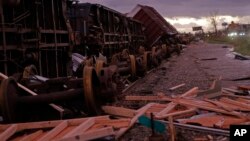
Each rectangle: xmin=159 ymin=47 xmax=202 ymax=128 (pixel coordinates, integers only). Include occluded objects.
xmin=117 ymin=42 xmax=250 ymax=141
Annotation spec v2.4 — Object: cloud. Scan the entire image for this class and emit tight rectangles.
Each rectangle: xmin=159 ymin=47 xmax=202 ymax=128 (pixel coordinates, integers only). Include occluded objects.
xmin=79 ymin=0 xmax=250 ymax=17
xmin=165 ymin=15 xmax=250 ymax=32
xmin=78 ymin=0 xmax=250 ymax=32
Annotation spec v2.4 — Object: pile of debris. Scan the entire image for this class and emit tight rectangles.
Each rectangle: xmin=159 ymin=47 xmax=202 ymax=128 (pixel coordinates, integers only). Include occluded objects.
xmin=0 ymin=79 xmax=249 ymax=140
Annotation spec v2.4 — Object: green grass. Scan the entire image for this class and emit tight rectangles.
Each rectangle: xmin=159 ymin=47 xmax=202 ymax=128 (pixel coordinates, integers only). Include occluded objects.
xmin=206 ymin=36 xmax=250 ymax=56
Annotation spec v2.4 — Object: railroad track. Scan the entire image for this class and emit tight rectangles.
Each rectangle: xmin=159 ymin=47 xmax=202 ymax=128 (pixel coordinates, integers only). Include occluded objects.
xmin=162 ymin=120 xmax=230 ymax=137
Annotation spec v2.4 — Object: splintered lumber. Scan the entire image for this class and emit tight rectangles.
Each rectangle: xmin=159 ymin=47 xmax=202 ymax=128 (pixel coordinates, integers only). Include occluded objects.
xmin=38 ymin=121 xmax=68 ymax=141
xmin=19 ymin=130 xmax=43 ymax=141
xmin=115 ymin=103 xmax=154 ymax=139
xmin=0 ymin=116 xmax=109 ymax=132
xmin=238 ymin=85 xmax=250 ymax=91
xmin=62 ymin=119 xmax=95 ymax=139
xmin=0 ymin=124 xmax=17 ymax=141
xmin=90 ymin=119 xmax=130 ymax=130
xmin=102 ymin=106 xmax=136 ymax=118
xmin=221 ymin=90 xmax=250 ymax=100
xmin=160 ymin=96 xmax=249 ymax=119
xmin=204 ymin=99 xmax=234 ymax=112
xmin=156 ymin=108 xmax=197 ymax=119
xmin=125 ymin=95 xmax=166 ymax=101
xmin=155 ymin=87 xmax=198 ymax=117
xmin=180 ymin=87 xmax=198 ymax=97
xmin=236 ymin=98 xmax=250 ymax=104
xmin=0 ymin=116 xmax=123 ymax=141
xmin=168 ymin=116 xmax=175 ymax=141
xmin=126 ymin=87 xmax=198 ymax=102
xmin=156 ymin=102 xmax=177 ymax=117
xmin=220 ymin=97 xmax=250 ymax=110
xmin=169 ymin=83 xmax=185 ymax=91
xmin=60 ymin=127 xmax=115 ymax=141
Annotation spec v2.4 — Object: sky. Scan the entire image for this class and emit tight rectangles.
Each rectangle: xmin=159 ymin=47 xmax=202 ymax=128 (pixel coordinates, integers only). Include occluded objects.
xmin=79 ymin=0 xmax=250 ymax=32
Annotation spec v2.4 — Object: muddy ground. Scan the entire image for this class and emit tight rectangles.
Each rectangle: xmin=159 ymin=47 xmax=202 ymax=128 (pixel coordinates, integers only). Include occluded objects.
xmin=116 ymin=42 xmax=250 ymax=141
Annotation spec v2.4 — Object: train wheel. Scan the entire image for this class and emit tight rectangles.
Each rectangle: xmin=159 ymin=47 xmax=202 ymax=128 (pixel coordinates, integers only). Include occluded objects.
xmin=121 ymin=49 xmax=130 ymax=59
xmin=83 ymin=66 xmax=102 ymax=115
xmin=23 ymin=65 xmax=38 ymax=79
xmin=95 ymin=60 xmax=105 ymax=76
xmin=143 ymin=52 xmax=151 ymax=70
xmin=162 ymin=45 xmax=167 ymax=58
xmin=0 ymin=78 xmax=18 ymax=123
xmin=111 ymin=54 xmax=120 ymax=65
xmin=152 ymin=46 xmax=157 ymax=57
xmin=129 ymin=55 xmax=136 ymax=77
xmin=151 ymin=47 xmax=159 ymax=66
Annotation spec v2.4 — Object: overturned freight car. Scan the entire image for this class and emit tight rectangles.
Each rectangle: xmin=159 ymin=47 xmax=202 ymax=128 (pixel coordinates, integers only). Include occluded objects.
xmin=0 ymin=0 xmax=73 ymax=78
xmin=69 ymin=3 xmax=145 ymax=60
xmin=127 ymin=5 xmax=179 ymax=48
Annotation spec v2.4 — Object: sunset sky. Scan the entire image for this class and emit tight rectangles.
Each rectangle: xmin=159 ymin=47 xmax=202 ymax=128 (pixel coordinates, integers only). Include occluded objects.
xmin=79 ymin=0 xmax=250 ymax=33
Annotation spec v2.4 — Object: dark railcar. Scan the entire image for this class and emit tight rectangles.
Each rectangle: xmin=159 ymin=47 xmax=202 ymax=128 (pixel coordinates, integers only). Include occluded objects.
xmin=68 ymin=3 xmax=145 ymax=59
xmin=0 ymin=0 xmax=72 ymax=78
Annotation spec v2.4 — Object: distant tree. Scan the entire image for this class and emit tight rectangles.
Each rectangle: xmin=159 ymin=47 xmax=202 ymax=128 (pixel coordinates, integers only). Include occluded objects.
xmin=209 ymin=11 xmax=219 ymax=35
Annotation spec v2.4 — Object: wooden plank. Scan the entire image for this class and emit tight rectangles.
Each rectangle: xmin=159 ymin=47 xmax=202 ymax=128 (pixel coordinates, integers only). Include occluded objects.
xmin=60 ymin=127 xmax=114 ymax=141
xmin=220 ymin=97 xmax=250 ymax=110
xmin=204 ymin=99 xmax=234 ymax=112
xmin=0 ymin=124 xmax=17 ymax=141
xmin=179 ymin=87 xmax=198 ymax=97
xmin=168 ymin=116 xmax=175 ymax=141
xmin=125 ymin=95 xmax=166 ymax=101
xmin=169 ymin=83 xmax=185 ymax=91
xmin=221 ymin=91 xmax=250 ymax=100
xmin=0 ymin=116 xmax=109 ymax=131
xmin=155 ymin=102 xmax=177 ymax=117
xmin=102 ymin=106 xmax=135 ymax=118
xmin=160 ymin=96 xmax=249 ymax=119
xmin=115 ymin=103 xmax=154 ymax=139
xmin=156 ymin=108 xmax=197 ymax=119
xmin=19 ymin=130 xmax=43 ymax=141
xmin=238 ymin=85 xmax=250 ymax=91
xmin=38 ymin=121 xmax=68 ymax=141
xmin=237 ymin=98 xmax=250 ymax=104
xmin=62 ymin=119 xmax=95 ymax=139
xmin=156 ymin=87 xmax=198 ymax=117
xmin=93 ymin=119 xmax=130 ymax=129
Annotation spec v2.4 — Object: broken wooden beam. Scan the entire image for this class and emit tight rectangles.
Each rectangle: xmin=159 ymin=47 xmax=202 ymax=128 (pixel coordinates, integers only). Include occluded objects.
xmin=115 ymin=103 xmax=154 ymax=139
xmin=19 ymin=130 xmax=43 ymax=141
xmin=169 ymin=83 xmax=185 ymax=91
xmin=168 ymin=116 xmax=175 ymax=141
xmin=219 ymin=97 xmax=250 ymax=110
xmin=156 ymin=108 xmax=197 ymax=119
xmin=125 ymin=95 xmax=166 ymax=101
xmin=0 ymin=116 xmax=109 ymax=132
xmin=62 ymin=119 xmax=95 ymax=139
xmin=38 ymin=121 xmax=68 ymax=141
xmin=0 ymin=124 xmax=17 ymax=141
xmin=60 ymin=127 xmax=115 ymax=141
xmin=159 ymin=96 xmax=249 ymax=119
xmin=102 ymin=106 xmax=136 ymax=118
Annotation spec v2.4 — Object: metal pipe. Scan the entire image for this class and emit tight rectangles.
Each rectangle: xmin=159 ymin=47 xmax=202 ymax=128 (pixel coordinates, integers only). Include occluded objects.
xmin=17 ymin=89 xmax=83 ymax=104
